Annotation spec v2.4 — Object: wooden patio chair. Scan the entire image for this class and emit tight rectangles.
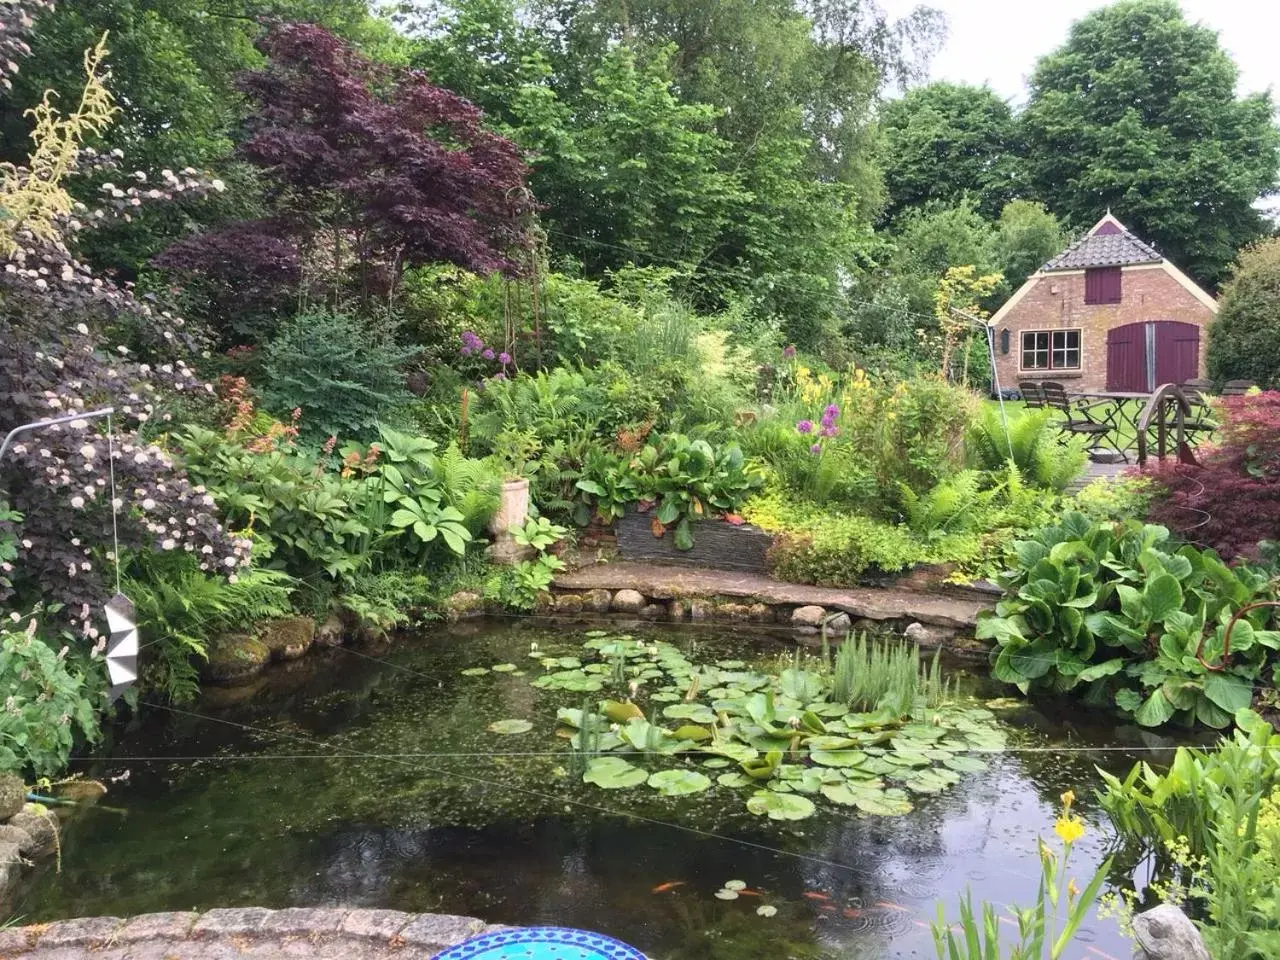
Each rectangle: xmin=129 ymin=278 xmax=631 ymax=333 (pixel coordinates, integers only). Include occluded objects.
xmin=1040 ymin=381 xmax=1115 ymax=457
xmin=1173 ymin=382 xmax=1216 ymax=443
xmin=1018 ymin=381 xmax=1045 ymax=408
xmin=1222 ymin=379 xmax=1257 ymax=396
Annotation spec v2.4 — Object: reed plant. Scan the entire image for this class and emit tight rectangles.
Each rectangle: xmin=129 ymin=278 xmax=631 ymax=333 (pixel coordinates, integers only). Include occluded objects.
xmin=830 ymin=632 xmax=920 ymax=713
xmin=829 ymin=634 xmax=953 ymax=715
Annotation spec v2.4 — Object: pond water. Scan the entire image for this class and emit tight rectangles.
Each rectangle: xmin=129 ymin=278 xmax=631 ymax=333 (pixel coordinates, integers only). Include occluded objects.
xmin=17 ymin=620 xmax=1188 ymax=959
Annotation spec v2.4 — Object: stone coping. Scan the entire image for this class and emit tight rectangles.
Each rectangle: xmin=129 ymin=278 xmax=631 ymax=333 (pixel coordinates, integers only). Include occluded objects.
xmin=554 ymin=562 xmax=991 ymax=629
xmin=0 ymin=908 xmax=506 ymax=959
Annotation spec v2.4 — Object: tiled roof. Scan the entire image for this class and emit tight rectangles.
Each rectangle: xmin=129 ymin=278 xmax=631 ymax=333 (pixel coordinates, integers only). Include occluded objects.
xmin=1042 ymin=229 xmax=1163 ymax=271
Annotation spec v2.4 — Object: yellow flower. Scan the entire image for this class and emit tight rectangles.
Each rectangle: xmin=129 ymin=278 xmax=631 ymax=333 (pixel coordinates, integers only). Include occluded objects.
xmin=1061 ymin=790 xmax=1075 ymax=809
xmin=1055 ymin=815 xmax=1086 ymax=845
xmin=1068 ymin=878 xmax=1080 ymax=900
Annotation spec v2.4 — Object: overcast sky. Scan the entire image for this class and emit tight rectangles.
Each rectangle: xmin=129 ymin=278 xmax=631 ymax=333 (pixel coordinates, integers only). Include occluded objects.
xmin=880 ymin=0 xmax=1280 ymax=104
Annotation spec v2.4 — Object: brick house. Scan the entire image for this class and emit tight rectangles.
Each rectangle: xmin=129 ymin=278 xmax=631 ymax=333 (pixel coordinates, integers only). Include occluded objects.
xmin=988 ymin=213 xmax=1217 ymax=394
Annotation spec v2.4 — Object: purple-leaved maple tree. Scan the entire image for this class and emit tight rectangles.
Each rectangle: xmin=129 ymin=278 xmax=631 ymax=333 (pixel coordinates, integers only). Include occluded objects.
xmin=157 ymin=22 xmax=533 ymax=324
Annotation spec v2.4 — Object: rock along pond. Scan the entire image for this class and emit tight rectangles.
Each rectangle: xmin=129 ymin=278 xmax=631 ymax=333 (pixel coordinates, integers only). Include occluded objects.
xmin=15 ymin=620 xmax=1186 ymax=959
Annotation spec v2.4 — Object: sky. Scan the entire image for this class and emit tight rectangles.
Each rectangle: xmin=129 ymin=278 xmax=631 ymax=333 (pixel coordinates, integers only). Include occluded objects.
xmin=880 ymin=0 xmax=1280 ymax=104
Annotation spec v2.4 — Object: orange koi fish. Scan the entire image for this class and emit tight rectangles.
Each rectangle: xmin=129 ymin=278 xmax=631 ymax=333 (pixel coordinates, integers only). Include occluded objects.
xmin=651 ymin=881 xmax=685 ymax=894
xmin=874 ymin=901 xmax=910 ymax=912
xmin=802 ymin=891 xmax=832 ymax=902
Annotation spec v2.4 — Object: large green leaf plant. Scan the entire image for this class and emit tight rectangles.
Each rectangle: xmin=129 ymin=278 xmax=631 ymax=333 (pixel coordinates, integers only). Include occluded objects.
xmin=978 ymin=512 xmax=1279 ymax=728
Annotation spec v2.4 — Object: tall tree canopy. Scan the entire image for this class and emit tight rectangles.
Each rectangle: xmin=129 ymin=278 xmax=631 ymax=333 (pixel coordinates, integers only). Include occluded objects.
xmin=0 ymin=0 xmax=404 ymax=170
xmin=157 ymin=23 xmax=533 ymax=341
xmin=1020 ymin=0 xmax=1280 ymax=288
xmin=405 ymin=0 xmax=945 ymax=346
xmin=878 ymin=82 xmax=1023 ymax=221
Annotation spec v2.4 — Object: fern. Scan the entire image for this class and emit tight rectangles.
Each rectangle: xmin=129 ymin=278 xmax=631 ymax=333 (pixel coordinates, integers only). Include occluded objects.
xmin=124 ymin=562 xmax=297 ymax=703
xmin=431 ymin=441 xmax=500 ymax=533
xmin=967 ymin=406 xmax=1087 ymax=492
xmin=900 ymin=470 xmax=986 ymax=534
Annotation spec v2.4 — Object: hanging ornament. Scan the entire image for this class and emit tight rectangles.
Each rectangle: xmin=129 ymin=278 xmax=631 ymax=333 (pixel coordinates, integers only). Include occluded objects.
xmin=103 ymin=591 xmax=138 ymax=702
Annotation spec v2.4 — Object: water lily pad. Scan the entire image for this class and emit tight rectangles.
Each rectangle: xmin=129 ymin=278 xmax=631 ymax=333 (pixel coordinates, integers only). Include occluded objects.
xmin=724 ymin=879 xmax=747 ymax=891
xmin=716 ymin=772 xmax=752 ymax=788
xmin=942 ymin=754 xmax=988 ymax=773
xmin=648 ymin=769 xmax=712 ymax=796
xmin=487 ymin=719 xmax=533 ymax=735
xmin=714 ymin=889 xmax=739 ymax=900
xmin=663 ymin=703 xmax=717 ymax=725
xmin=672 ymin=725 xmax=712 ymax=742
xmin=701 ymin=758 xmax=732 ymax=769
xmin=583 ymin=756 xmax=648 ymax=789
xmin=810 ymin=748 xmax=867 ymax=768
xmin=460 ymin=667 xmax=490 ymax=676
xmin=805 ymin=702 xmax=850 ymax=718
xmin=856 ymin=787 xmax=914 ymax=816
xmin=491 ymin=663 xmax=517 ymax=673
xmin=716 ymin=660 xmax=747 ymax=670
xmin=757 ymin=905 xmax=778 ymax=917
xmin=746 ymin=789 xmax=815 ymax=820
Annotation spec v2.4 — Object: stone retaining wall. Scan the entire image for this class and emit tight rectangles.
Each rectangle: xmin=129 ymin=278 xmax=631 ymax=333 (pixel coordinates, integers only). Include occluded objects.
xmin=0 ymin=908 xmax=504 ymax=959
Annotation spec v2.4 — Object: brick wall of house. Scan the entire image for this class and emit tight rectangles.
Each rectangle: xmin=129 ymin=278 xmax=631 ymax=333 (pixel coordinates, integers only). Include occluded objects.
xmin=991 ymin=264 xmax=1215 ymax=394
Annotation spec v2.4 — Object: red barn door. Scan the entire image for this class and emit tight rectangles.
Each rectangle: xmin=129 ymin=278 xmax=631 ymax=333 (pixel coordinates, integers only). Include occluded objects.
xmin=1106 ymin=322 xmax=1148 ymax=392
xmin=1153 ymin=321 xmax=1201 ymax=386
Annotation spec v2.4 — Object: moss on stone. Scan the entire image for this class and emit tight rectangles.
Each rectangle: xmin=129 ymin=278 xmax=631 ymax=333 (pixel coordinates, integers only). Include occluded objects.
xmin=0 ymin=773 xmax=24 ymax=820
xmin=258 ymin=617 xmax=315 ymax=660
xmin=204 ymin=633 xmax=271 ymax=684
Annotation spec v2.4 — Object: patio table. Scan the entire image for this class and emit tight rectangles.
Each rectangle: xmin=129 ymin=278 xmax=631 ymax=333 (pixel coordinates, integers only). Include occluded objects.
xmin=1065 ymin=391 xmax=1151 ymax=462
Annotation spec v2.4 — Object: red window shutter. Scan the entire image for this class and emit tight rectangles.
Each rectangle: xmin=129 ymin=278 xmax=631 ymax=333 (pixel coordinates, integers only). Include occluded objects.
xmin=1085 ymin=267 xmax=1122 ymax=305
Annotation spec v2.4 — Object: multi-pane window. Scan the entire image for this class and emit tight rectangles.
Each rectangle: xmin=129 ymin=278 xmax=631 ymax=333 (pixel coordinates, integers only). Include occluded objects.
xmin=1021 ymin=330 xmax=1081 ymax=371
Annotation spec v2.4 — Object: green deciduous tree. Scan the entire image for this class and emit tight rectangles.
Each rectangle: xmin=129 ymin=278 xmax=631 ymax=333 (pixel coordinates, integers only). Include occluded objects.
xmin=1020 ymin=0 xmax=1280 ymax=288
xmin=993 ymin=199 xmax=1067 ymax=292
xmin=1207 ymin=238 xmax=1280 ymax=389
xmin=879 ymin=81 xmax=1023 ymax=221
xmin=513 ymin=43 xmax=748 ymax=280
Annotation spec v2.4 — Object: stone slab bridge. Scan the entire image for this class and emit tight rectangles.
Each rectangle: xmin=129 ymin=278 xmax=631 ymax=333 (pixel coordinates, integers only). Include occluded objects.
xmin=0 ymin=908 xmax=503 ymax=959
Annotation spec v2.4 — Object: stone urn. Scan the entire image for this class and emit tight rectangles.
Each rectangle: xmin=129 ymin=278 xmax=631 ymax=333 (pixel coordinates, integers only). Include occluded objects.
xmin=488 ymin=477 xmax=532 ymax=563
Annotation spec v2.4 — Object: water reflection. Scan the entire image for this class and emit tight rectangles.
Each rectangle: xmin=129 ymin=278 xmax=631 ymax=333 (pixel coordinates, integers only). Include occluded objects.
xmin=15 ymin=621 xmax=1147 ymax=959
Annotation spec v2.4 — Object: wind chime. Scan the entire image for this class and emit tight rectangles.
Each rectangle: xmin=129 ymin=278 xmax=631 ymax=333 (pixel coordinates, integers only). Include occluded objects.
xmin=0 ymin=408 xmax=137 ymax=701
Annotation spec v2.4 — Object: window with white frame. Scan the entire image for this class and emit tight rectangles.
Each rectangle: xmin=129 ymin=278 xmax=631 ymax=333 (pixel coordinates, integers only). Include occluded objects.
xmin=1021 ymin=329 xmax=1081 ymax=371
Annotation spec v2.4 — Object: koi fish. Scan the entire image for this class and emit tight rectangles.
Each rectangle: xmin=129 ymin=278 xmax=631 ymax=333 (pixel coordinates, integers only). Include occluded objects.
xmin=874 ymin=901 xmax=910 ymax=913
xmin=802 ymin=891 xmax=832 ymax=902
xmin=819 ymin=905 xmax=837 ymax=913
xmin=735 ymin=889 xmax=762 ymax=897
xmin=651 ymin=881 xmax=685 ymax=894
xmin=842 ymin=908 xmax=862 ymax=919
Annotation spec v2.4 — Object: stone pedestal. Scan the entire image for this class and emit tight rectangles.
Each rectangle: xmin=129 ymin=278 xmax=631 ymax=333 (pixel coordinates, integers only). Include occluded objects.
xmin=487 ymin=478 xmax=531 ymax=565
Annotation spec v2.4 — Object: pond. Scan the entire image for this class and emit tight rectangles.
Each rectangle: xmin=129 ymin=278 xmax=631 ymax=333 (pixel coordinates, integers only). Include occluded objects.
xmin=16 ymin=620 xmax=1178 ymax=959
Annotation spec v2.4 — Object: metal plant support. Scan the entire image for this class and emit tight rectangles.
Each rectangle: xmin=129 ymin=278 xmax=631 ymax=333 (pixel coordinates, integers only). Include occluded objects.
xmin=1 ymin=408 xmax=138 ymax=700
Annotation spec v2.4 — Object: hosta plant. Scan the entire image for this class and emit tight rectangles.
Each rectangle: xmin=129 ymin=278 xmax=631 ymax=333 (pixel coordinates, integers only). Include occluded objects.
xmin=978 ymin=512 xmax=1279 ymax=728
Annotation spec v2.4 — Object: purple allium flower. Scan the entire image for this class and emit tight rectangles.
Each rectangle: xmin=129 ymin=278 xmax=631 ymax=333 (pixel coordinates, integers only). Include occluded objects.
xmin=810 ymin=443 xmax=822 ymax=455
xmin=461 ymin=331 xmax=485 ymax=353
xmin=782 ymin=344 xmax=796 ymax=358
xmin=796 ymin=419 xmax=814 ymax=434
xmin=482 ymin=348 xmax=495 ymax=360
xmin=820 ymin=425 xmax=839 ymax=438
xmin=492 ymin=371 xmax=506 ymax=381
xmin=460 ymin=346 xmax=472 ymax=357
xmin=498 ymin=352 xmax=511 ymax=365
xmin=823 ymin=403 xmax=840 ymax=420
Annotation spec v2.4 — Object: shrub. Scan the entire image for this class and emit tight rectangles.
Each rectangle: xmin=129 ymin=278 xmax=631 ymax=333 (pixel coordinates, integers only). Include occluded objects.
xmin=0 ymin=611 xmax=101 ymax=776
xmin=1207 ymin=238 xmax=1280 ymax=389
xmin=0 ymin=54 xmax=239 ymax=621
xmin=262 ymin=310 xmax=420 ymax=445
xmin=1144 ymin=391 xmax=1280 ymax=560
xmin=978 ymin=511 xmax=1279 ymax=728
